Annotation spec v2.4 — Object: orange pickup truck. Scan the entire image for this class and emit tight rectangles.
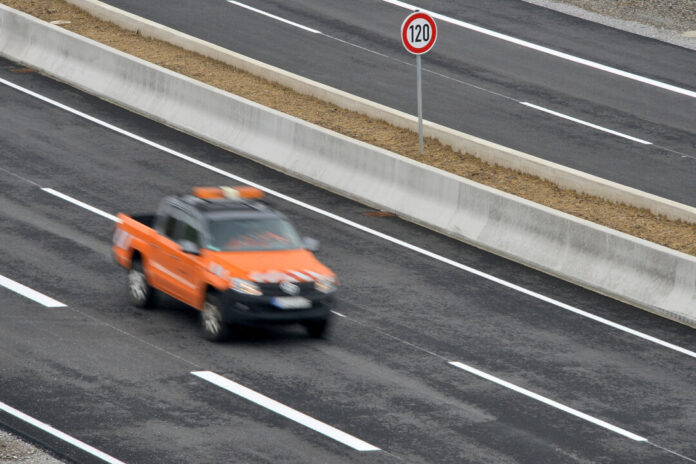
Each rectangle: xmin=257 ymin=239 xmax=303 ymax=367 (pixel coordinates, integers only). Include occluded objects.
xmin=112 ymin=186 xmax=338 ymax=341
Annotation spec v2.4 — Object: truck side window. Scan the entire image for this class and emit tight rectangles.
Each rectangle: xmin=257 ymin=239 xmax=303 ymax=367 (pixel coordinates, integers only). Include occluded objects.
xmin=164 ymin=216 xmax=179 ymax=239
xmin=182 ymin=223 xmax=200 ymax=247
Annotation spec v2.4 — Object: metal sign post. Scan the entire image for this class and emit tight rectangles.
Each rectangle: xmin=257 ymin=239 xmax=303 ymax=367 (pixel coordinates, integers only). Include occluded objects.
xmin=416 ymin=54 xmax=423 ymax=154
xmin=401 ymin=11 xmax=438 ymax=155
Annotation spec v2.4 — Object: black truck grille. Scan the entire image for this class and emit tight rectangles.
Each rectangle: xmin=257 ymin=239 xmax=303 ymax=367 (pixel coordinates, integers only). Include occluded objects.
xmin=258 ymin=282 xmax=315 ymax=296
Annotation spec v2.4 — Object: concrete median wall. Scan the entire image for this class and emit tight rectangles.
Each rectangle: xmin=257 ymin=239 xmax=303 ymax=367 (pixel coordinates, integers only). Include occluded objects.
xmin=1 ymin=5 xmax=694 ymax=326
xmin=59 ymin=0 xmax=696 ymax=225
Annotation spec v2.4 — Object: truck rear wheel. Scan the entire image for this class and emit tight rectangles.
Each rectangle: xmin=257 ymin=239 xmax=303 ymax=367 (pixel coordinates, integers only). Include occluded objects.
xmin=201 ymin=292 xmax=230 ymax=342
xmin=128 ymin=259 xmax=156 ymax=308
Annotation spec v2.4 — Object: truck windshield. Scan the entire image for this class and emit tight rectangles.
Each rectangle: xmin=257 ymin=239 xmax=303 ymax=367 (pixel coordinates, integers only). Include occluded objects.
xmin=207 ymin=217 xmax=304 ymax=251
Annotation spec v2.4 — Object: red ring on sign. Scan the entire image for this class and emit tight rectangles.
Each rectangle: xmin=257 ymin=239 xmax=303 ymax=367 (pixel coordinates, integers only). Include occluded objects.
xmin=401 ymin=12 xmax=438 ymax=55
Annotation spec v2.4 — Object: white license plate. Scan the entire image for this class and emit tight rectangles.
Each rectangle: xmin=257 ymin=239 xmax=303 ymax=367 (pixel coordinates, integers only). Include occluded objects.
xmin=271 ymin=296 xmax=311 ymax=309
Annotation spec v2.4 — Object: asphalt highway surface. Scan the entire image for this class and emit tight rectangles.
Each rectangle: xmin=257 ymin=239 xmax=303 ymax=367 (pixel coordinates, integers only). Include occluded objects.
xmin=1 ymin=57 xmax=695 ymax=463
xmin=96 ymin=0 xmax=696 ymax=206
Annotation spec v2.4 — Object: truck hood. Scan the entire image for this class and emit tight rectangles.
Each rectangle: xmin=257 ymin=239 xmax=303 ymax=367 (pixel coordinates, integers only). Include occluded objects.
xmin=207 ymin=249 xmax=334 ymax=283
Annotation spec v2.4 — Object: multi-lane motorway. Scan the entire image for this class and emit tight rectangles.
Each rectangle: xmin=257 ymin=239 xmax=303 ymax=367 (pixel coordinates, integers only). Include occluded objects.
xmin=1 ymin=52 xmax=695 ymax=463
xmin=96 ymin=0 xmax=696 ymax=206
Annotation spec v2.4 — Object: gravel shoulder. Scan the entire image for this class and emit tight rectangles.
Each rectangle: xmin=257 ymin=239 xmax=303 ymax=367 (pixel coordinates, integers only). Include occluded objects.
xmin=0 ymin=429 xmax=63 ymax=464
xmin=525 ymin=0 xmax=696 ymax=50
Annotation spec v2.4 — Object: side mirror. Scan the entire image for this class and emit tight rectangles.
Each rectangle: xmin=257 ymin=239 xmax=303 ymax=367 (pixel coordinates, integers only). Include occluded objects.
xmin=179 ymin=240 xmax=200 ymax=255
xmin=303 ymin=237 xmax=320 ymax=252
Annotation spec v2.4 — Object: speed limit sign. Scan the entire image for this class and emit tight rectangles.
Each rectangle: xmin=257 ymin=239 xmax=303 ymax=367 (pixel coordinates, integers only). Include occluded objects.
xmin=401 ymin=11 xmax=438 ymax=154
xmin=401 ymin=11 xmax=437 ymax=55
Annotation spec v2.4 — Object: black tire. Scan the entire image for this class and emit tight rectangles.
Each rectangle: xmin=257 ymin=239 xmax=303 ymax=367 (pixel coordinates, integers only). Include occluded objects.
xmin=304 ymin=319 xmax=329 ymax=339
xmin=200 ymin=292 xmax=230 ymax=342
xmin=128 ymin=259 xmax=156 ymax=308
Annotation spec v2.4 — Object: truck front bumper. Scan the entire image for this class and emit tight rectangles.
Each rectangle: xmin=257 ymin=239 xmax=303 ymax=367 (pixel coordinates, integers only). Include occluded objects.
xmin=218 ymin=291 xmax=333 ymax=325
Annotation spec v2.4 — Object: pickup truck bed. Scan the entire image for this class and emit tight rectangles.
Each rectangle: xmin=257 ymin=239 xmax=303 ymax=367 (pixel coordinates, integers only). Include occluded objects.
xmin=130 ymin=214 xmax=155 ymax=227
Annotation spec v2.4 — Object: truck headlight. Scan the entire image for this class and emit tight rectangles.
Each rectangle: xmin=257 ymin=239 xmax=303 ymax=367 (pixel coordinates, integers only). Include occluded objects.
xmin=315 ymin=276 xmax=338 ymax=294
xmin=230 ymin=278 xmax=262 ymax=296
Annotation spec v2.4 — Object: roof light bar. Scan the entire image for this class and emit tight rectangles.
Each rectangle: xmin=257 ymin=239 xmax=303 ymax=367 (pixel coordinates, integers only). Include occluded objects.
xmin=192 ymin=186 xmax=265 ymax=200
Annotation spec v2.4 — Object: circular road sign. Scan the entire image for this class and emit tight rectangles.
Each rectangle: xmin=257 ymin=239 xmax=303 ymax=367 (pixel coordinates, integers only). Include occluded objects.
xmin=401 ymin=11 xmax=437 ymax=55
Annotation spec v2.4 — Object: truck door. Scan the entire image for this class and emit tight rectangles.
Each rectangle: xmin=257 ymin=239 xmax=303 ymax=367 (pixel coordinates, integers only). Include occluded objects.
xmin=171 ymin=216 xmax=205 ymax=308
xmin=150 ymin=213 xmax=189 ymax=301
xmin=150 ymin=207 xmax=204 ymax=306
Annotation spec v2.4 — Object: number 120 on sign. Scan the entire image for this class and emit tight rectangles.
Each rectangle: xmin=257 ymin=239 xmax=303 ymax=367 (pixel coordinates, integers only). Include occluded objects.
xmin=409 ymin=21 xmax=431 ymax=43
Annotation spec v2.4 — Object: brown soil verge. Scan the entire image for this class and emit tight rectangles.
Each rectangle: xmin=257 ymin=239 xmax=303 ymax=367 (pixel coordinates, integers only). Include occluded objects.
xmin=3 ymin=0 xmax=695 ymax=256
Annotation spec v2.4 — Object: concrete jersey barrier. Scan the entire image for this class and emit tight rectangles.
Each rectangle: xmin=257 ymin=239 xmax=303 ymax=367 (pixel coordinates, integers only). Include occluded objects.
xmin=58 ymin=0 xmax=696 ymax=225
xmin=1 ymin=5 xmax=695 ymax=326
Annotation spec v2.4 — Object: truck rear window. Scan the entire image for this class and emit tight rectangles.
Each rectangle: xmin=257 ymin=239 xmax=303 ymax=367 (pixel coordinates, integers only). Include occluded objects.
xmin=207 ymin=218 xmax=304 ymax=251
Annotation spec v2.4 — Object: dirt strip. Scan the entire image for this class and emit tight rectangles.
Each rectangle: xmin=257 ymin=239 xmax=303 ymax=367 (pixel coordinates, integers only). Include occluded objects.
xmin=2 ymin=0 xmax=695 ymax=256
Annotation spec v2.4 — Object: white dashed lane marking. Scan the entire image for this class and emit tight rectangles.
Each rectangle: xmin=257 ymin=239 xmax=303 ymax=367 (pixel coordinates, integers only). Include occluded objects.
xmin=0 ymin=274 xmax=66 ymax=308
xmin=192 ymin=371 xmax=380 ymax=452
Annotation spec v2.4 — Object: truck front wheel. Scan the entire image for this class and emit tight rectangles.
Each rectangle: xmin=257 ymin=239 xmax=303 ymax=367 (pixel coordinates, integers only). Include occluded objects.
xmin=201 ymin=292 xmax=230 ymax=342
xmin=128 ymin=259 xmax=156 ymax=308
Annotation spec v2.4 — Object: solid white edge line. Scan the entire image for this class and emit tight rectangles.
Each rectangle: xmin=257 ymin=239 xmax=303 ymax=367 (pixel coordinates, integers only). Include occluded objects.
xmin=2 ymin=78 xmax=694 ymax=361
xmin=331 ymin=311 xmax=347 ymax=318
xmin=0 ymin=401 xmax=127 ymax=464
xmin=191 ymin=371 xmax=380 ymax=452
xmin=0 ymin=274 xmax=66 ymax=308
xmin=41 ymin=188 xmax=120 ymax=222
xmin=448 ymin=361 xmax=647 ymax=442
xmin=520 ymin=102 xmax=652 ymax=144
xmin=380 ymin=0 xmax=696 ymax=99
xmin=227 ymin=1 xmax=322 ymax=34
